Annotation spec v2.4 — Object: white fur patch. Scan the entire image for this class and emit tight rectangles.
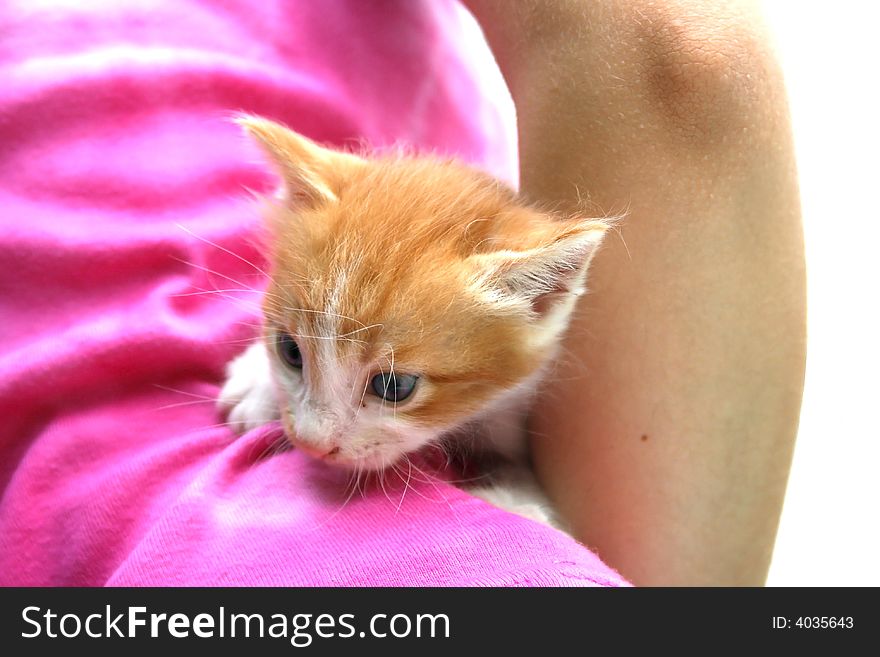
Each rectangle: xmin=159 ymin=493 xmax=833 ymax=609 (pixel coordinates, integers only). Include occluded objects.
xmin=469 ymin=462 xmax=563 ymax=529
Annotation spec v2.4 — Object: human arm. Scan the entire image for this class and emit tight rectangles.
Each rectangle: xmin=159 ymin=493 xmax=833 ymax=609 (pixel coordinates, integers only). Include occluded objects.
xmin=462 ymin=0 xmax=806 ymax=585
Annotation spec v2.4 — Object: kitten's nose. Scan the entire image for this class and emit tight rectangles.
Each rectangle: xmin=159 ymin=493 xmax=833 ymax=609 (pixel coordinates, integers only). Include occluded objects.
xmin=294 ymin=439 xmax=340 ymax=460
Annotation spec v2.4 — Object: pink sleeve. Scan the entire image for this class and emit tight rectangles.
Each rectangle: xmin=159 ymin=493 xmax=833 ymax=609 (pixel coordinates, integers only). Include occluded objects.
xmin=0 ymin=0 xmax=628 ymax=587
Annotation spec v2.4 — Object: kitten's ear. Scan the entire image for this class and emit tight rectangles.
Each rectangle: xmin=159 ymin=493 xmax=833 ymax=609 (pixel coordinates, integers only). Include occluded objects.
xmin=469 ymin=219 xmax=608 ymax=317
xmin=235 ymin=115 xmax=364 ymax=206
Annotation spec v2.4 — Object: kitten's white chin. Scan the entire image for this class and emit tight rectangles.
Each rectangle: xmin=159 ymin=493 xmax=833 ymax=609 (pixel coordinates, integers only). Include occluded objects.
xmin=321 ymin=450 xmax=401 ymax=473
xmin=287 ymin=434 xmax=402 ymax=472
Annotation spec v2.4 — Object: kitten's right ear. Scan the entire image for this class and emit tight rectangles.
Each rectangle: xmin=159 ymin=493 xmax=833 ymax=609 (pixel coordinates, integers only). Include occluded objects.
xmin=235 ymin=115 xmax=364 ymax=206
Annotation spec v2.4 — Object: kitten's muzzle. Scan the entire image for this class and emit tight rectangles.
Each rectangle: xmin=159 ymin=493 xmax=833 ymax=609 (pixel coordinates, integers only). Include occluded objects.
xmin=291 ymin=437 xmax=341 ymax=461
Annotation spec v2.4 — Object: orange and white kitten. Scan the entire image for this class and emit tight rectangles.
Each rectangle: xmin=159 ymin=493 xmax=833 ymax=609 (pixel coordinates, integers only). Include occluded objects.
xmin=219 ymin=117 xmax=608 ymax=528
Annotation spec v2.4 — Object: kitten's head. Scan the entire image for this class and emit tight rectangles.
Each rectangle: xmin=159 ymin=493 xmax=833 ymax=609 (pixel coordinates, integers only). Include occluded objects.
xmin=240 ymin=117 xmax=608 ymax=471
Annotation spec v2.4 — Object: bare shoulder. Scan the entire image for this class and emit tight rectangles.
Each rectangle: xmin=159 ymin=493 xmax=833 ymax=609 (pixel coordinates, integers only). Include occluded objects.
xmin=462 ymin=0 xmax=785 ymax=149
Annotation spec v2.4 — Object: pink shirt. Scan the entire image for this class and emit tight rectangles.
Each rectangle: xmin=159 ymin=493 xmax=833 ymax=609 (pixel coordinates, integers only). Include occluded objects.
xmin=0 ymin=0 xmax=627 ymax=587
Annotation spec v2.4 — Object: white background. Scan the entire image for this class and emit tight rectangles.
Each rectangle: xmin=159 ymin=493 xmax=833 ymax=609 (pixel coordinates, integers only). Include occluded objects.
xmin=762 ymin=1 xmax=879 ymax=586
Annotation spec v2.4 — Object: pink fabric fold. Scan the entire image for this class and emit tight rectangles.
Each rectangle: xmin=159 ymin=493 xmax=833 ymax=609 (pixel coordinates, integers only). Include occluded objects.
xmin=0 ymin=0 xmax=628 ymax=587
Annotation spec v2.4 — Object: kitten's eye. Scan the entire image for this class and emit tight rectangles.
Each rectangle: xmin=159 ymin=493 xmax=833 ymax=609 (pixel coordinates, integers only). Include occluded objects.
xmin=370 ymin=372 xmax=418 ymax=402
xmin=277 ymin=333 xmax=303 ymax=369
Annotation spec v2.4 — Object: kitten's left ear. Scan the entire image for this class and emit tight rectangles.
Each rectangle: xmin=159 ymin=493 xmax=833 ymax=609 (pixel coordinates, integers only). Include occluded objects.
xmin=469 ymin=219 xmax=608 ymax=317
xmin=235 ymin=115 xmax=365 ymax=206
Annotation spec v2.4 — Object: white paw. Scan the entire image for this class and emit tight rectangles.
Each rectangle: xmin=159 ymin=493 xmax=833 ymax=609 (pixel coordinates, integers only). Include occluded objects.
xmin=468 ymin=464 xmax=564 ymax=530
xmin=470 ymin=485 xmax=557 ymax=526
xmin=217 ymin=342 xmax=280 ymax=434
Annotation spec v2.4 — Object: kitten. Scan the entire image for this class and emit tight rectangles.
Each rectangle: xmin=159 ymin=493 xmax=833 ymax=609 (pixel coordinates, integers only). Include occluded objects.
xmin=219 ymin=116 xmax=608 ymax=528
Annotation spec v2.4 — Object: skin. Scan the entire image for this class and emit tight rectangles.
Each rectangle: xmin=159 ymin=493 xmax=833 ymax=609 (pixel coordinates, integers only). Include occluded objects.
xmin=462 ymin=0 xmax=806 ymax=585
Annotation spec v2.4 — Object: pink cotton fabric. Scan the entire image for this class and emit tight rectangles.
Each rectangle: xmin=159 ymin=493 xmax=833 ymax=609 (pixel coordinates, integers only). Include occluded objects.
xmin=0 ymin=0 xmax=628 ymax=587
